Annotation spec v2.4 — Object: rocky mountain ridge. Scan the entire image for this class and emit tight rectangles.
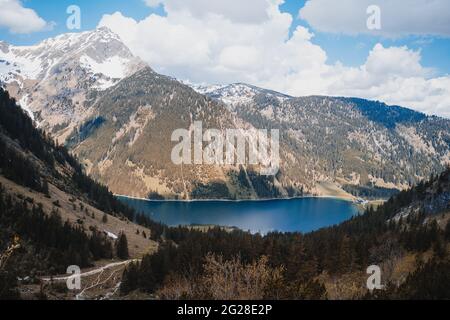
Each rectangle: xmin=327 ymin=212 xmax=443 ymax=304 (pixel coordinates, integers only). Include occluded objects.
xmin=1 ymin=28 xmax=449 ymax=200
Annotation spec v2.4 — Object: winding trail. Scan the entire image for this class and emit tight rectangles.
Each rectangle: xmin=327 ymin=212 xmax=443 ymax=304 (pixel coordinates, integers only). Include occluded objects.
xmin=40 ymin=259 xmax=139 ymax=282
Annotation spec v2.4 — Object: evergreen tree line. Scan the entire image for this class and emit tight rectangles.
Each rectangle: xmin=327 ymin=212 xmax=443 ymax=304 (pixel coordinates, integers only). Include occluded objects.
xmin=342 ymin=184 xmax=400 ymax=199
xmin=0 ymin=184 xmax=114 ymax=274
xmin=0 ymin=181 xmax=122 ymax=299
xmin=0 ymin=88 xmax=164 ymax=240
xmin=0 ymin=138 xmax=48 ymax=193
xmin=0 ymin=88 xmax=128 ymax=220
xmin=70 ymin=172 xmax=165 ymax=241
xmin=0 ymin=89 xmax=56 ymax=168
xmin=0 ymin=88 xmax=80 ymax=176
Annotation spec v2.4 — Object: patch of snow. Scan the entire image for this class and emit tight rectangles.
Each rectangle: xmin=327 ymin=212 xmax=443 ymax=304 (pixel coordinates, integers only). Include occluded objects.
xmin=18 ymin=95 xmax=35 ymax=122
xmin=93 ymin=78 xmax=117 ymax=90
xmin=103 ymin=230 xmax=118 ymax=240
xmin=0 ymin=48 xmax=43 ymax=81
xmin=80 ymin=55 xmax=130 ymax=79
xmin=188 ymin=82 xmax=228 ymax=95
xmin=187 ymin=82 xmax=292 ymax=106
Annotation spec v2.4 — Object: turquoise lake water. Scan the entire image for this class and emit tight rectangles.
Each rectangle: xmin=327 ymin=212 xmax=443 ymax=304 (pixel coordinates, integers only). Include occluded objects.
xmin=119 ymin=197 xmax=360 ymax=234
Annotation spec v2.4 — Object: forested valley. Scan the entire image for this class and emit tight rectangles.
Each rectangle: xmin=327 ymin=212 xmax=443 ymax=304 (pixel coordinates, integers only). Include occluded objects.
xmin=1 ymin=87 xmax=449 ymax=300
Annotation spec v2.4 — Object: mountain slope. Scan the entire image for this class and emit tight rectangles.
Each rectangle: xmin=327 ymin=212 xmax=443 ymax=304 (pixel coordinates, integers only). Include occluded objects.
xmin=67 ymin=67 xmax=277 ymax=199
xmin=194 ymin=83 xmax=450 ymax=197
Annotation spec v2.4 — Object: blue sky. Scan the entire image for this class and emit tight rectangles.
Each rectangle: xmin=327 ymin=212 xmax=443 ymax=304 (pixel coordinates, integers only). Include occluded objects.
xmin=0 ymin=0 xmax=161 ymax=43
xmin=1 ymin=0 xmax=450 ymax=117
xmin=1 ymin=0 xmax=449 ymax=75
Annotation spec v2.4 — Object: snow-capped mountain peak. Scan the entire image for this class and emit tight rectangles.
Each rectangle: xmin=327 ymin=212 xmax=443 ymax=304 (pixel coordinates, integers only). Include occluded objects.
xmin=190 ymin=82 xmax=292 ymax=106
xmin=0 ymin=27 xmax=141 ymax=84
xmin=0 ymin=27 xmax=146 ymax=139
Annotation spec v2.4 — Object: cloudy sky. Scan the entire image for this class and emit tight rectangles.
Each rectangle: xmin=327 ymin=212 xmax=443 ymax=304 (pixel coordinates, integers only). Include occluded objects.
xmin=1 ymin=0 xmax=450 ymax=117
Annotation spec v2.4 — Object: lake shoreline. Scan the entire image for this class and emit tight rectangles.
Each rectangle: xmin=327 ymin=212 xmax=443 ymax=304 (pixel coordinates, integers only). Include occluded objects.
xmin=115 ymin=194 xmax=358 ymax=204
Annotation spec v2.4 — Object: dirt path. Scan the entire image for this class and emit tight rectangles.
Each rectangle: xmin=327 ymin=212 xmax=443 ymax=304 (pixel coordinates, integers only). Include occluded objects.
xmin=40 ymin=260 xmax=139 ymax=282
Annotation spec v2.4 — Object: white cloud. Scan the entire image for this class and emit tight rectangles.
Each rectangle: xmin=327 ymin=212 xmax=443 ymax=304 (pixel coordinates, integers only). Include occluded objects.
xmin=143 ymin=0 xmax=273 ymax=23
xmin=0 ymin=0 xmax=49 ymax=34
xmin=299 ymin=0 xmax=450 ymax=37
xmin=99 ymin=2 xmax=322 ymax=84
xmin=364 ymin=44 xmax=430 ymax=78
xmin=323 ymin=44 xmax=450 ymax=117
xmin=99 ymin=1 xmax=450 ymax=118
xmin=144 ymin=0 xmax=163 ymax=8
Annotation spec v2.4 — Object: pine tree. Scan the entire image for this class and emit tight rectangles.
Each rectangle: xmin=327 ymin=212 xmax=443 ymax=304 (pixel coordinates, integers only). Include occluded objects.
xmin=116 ymin=232 xmax=129 ymax=260
xmin=120 ymin=262 xmax=139 ymax=295
xmin=102 ymin=213 xmax=108 ymax=224
xmin=42 ymin=179 xmax=49 ymax=196
xmin=339 ymin=235 xmax=354 ymax=273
